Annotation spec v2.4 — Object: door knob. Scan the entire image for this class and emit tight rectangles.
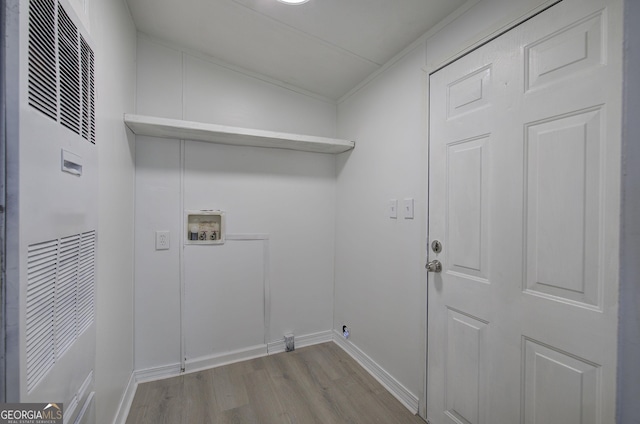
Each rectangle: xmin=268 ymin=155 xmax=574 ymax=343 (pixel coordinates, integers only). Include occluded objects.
xmin=426 ymin=260 xmax=442 ymax=273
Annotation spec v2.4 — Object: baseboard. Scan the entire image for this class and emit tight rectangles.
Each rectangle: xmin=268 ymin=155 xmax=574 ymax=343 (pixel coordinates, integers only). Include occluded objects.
xmin=112 ymin=364 xmax=181 ymax=424
xmin=112 ymin=372 xmax=136 ymax=424
xmin=73 ymin=391 xmax=95 ymax=424
xmin=332 ymin=330 xmax=420 ymax=414
xmin=267 ymin=330 xmax=334 ymax=354
xmin=66 ymin=370 xmax=93 ymax=424
xmin=134 ymin=362 xmax=182 ymax=384
xmin=73 ymin=372 xmax=94 ymax=424
xmin=184 ymin=344 xmax=268 ymax=374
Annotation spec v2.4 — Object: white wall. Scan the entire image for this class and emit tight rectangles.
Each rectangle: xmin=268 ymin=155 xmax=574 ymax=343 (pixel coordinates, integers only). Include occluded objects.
xmin=335 ymin=45 xmax=427 ymax=400
xmin=134 ymin=137 xmax=181 ymax=370
xmin=136 ymin=35 xmax=337 ymax=137
xmin=334 ymin=0 xmax=551 ymax=412
xmin=134 ymin=36 xmax=337 ymax=371
xmin=88 ymin=0 xmax=136 ymax=422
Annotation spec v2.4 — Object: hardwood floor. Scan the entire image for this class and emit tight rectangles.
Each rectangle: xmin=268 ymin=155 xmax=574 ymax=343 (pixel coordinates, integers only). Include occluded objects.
xmin=126 ymin=342 xmax=425 ymax=424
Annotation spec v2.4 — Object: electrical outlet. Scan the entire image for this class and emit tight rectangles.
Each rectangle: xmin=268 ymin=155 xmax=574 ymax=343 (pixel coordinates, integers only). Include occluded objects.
xmin=155 ymin=231 xmax=170 ymax=250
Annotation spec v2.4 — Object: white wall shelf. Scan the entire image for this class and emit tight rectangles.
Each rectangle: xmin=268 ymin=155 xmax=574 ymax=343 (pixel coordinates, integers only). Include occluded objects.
xmin=124 ymin=114 xmax=355 ymax=154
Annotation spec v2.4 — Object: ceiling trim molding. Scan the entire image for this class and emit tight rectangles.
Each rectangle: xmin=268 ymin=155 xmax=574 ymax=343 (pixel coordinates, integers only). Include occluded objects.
xmin=136 ymin=31 xmax=338 ymax=105
xmin=337 ymin=0 xmax=481 ymax=105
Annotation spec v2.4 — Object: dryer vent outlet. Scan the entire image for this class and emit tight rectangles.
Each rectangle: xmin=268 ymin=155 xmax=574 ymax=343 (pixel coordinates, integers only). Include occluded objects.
xmin=284 ymin=334 xmax=295 ymax=352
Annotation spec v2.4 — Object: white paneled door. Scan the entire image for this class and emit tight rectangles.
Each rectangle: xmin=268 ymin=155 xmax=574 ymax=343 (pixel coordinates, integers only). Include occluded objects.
xmin=427 ymin=0 xmax=622 ymax=423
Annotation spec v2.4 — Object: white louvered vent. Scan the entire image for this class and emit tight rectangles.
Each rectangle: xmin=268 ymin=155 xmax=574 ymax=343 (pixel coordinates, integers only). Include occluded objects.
xmin=77 ymin=231 xmax=95 ymax=333
xmin=26 ymin=240 xmax=58 ymax=392
xmin=27 ymin=0 xmax=57 ymax=121
xmin=80 ymin=36 xmax=95 ymax=144
xmin=27 ymin=0 xmax=96 ymax=143
xmin=57 ymin=3 xmax=81 ymax=135
xmin=26 ymin=231 xmax=96 ymax=393
xmin=55 ymin=235 xmax=80 ymax=357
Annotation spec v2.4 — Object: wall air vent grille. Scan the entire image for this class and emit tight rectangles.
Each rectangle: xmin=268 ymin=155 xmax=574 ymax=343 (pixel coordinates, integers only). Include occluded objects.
xmin=55 ymin=235 xmax=80 ymax=357
xmin=27 ymin=0 xmax=57 ymax=121
xmin=26 ymin=240 xmax=58 ymax=392
xmin=81 ymin=36 xmax=96 ymax=143
xmin=27 ymin=0 xmax=96 ymax=143
xmin=77 ymin=231 xmax=96 ymax=333
xmin=26 ymin=231 xmax=97 ymax=393
xmin=57 ymin=4 xmax=81 ymax=135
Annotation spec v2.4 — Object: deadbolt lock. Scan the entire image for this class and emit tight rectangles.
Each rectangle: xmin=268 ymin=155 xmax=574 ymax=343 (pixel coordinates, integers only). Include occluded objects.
xmin=431 ymin=240 xmax=442 ymax=253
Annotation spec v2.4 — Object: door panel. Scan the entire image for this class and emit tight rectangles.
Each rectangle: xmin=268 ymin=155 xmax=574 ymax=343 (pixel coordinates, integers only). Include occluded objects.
xmin=427 ymin=0 xmax=621 ymax=423
xmin=524 ymin=108 xmax=603 ymax=308
xmin=523 ymin=338 xmax=600 ymax=424
xmin=447 ymin=66 xmax=492 ymax=119
xmin=524 ymin=12 xmax=604 ymax=92
xmin=446 ymin=136 xmax=490 ymax=280
xmin=444 ymin=309 xmax=488 ymax=424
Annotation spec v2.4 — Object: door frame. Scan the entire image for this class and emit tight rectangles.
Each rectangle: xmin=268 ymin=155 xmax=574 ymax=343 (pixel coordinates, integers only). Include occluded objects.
xmin=618 ymin=0 xmax=640 ymax=421
xmin=3 ymin=0 xmax=21 ymax=402
xmin=0 ymin=0 xmax=6 ymax=402
xmin=418 ymin=0 xmax=564 ymax=418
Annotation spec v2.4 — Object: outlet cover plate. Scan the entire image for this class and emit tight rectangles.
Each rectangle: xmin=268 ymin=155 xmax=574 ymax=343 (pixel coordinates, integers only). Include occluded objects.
xmin=388 ymin=199 xmax=398 ymax=219
xmin=155 ymin=231 xmax=170 ymax=250
xmin=404 ymin=198 xmax=414 ymax=219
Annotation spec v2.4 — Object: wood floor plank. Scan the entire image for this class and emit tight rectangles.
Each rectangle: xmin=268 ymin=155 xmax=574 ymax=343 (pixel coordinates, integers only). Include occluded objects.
xmin=330 ymin=373 xmax=411 ymax=424
xmin=213 ymin=363 xmax=249 ymax=411
xmin=292 ymin=346 xmax=335 ymax=390
xmin=125 ymin=342 xmax=425 ymax=424
xmin=182 ymin=370 xmax=217 ymax=422
xmin=328 ymin=344 xmax=387 ymax=396
xmin=227 ymin=355 xmax=264 ymax=375
xmin=287 ymin=350 xmax=350 ymax=423
xmin=219 ymin=404 xmax=260 ymax=424
xmin=267 ymin=351 xmax=340 ymax=424
xmin=376 ymin=390 xmax=426 ymax=424
xmin=243 ymin=368 xmax=290 ymax=423
xmin=147 ymin=376 xmax=185 ymax=424
xmin=125 ymin=379 xmax=154 ymax=424
xmin=316 ymin=342 xmax=359 ymax=379
xmin=304 ymin=342 xmax=350 ymax=381
xmin=328 ymin=374 xmax=379 ymax=423
xmin=266 ymin=361 xmax=325 ymax=423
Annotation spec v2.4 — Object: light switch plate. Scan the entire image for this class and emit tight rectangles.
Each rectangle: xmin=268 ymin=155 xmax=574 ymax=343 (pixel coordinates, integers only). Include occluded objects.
xmin=155 ymin=231 xmax=170 ymax=250
xmin=404 ymin=198 xmax=414 ymax=219
xmin=388 ymin=199 xmax=398 ymax=219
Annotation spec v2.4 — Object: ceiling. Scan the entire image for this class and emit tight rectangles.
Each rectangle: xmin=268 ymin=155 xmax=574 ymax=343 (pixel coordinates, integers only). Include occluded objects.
xmin=126 ymin=0 xmax=468 ymax=101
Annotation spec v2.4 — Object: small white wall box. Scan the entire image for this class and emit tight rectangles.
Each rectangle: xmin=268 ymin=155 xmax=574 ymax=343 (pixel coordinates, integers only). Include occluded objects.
xmin=185 ymin=210 xmax=226 ymax=245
